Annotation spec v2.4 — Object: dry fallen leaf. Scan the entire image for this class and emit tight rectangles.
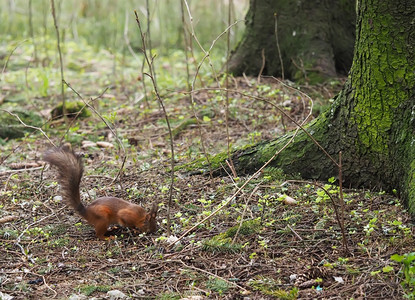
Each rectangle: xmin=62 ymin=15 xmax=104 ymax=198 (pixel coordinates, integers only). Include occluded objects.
xmin=281 ymin=194 xmax=297 ymax=205
xmin=96 ymin=141 xmax=114 ymax=149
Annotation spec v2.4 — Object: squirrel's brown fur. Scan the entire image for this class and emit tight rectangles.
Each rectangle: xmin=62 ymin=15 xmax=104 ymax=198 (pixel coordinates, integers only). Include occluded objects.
xmin=44 ymin=145 xmax=157 ymax=239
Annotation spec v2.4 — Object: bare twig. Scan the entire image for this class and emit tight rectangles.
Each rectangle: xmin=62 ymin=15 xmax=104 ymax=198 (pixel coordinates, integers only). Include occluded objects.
xmin=0 ymin=109 xmax=55 ymax=146
xmin=28 ymin=0 xmax=38 ymax=64
xmin=146 ymin=0 xmax=155 ymax=83
xmin=50 ymin=0 xmax=67 ymax=123
xmin=225 ymin=0 xmax=236 ymax=179
xmin=232 ymin=182 xmax=261 ymax=244
xmin=338 ymin=151 xmax=349 ymax=253
xmin=180 ymin=0 xmax=191 ymax=100
xmin=0 ymin=166 xmax=44 ymax=177
xmin=225 ymin=159 xmax=237 ymax=178
xmin=287 ymin=224 xmax=303 ymax=241
xmin=1 ymin=39 xmax=28 ymax=81
xmin=134 ymin=11 xmax=175 ymax=235
xmin=41 ymin=275 xmax=57 ymax=298
xmin=274 ymin=12 xmax=284 ymax=80
xmin=291 ymin=57 xmax=307 ymax=82
xmin=257 ymin=48 xmax=266 ymax=84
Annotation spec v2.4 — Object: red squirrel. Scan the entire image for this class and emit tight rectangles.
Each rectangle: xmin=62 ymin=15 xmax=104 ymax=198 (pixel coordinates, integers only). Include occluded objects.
xmin=43 ymin=145 xmax=157 ymax=239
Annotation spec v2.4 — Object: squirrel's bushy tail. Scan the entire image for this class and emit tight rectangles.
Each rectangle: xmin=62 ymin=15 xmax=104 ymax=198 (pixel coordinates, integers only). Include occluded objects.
xmin=43 ymin=145 xmax=87 ymax=217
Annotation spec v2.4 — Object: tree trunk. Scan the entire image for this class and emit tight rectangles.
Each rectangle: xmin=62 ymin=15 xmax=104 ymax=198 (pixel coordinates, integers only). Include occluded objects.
xmin=212 ymin=0 xmax=415 ymax=213
xmin=228 ymin=0 xmax=355 ymax=83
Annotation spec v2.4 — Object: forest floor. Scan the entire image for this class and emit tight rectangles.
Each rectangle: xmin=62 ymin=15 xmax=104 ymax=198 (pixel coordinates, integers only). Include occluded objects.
xmin=1 ymin=43 xmax=415 ymax=299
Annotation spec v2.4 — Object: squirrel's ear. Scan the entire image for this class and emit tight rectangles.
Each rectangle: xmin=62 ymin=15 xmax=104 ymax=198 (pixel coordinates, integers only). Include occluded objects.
xmin=61 ymin=143 xmax=72 ymax=152
xmin=150 ymin=203 xmax=158 ymax=216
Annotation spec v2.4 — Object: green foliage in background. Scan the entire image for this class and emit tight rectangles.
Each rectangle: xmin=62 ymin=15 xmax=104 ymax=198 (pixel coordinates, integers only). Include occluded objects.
xmin=0 ymin=0 xmax=247 ymax=53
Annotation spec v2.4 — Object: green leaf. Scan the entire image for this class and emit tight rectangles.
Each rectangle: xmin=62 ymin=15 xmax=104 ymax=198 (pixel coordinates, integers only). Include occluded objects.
xmin=382 ymin=266 xmax=394 ymax=273
xmin=390 ymin=254 xmax=404 ymax=263
xmin=203 ymin=115 xmax=211 ymax=122
xmin=405 ymin=252 xmax=415 ymax=263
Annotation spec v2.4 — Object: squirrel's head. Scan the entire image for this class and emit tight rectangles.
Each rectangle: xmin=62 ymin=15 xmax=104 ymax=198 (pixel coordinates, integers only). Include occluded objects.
xmin=144 ymin=202 xmax=158 ymax=233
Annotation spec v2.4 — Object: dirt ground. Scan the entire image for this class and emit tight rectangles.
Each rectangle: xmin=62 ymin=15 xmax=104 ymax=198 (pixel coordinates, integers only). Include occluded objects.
xmin=1 ymin=76 xmax=414 ymax=299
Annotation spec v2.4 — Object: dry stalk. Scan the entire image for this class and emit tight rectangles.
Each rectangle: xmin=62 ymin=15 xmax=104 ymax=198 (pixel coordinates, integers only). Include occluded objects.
xmin=270 ymin=77 xmax=347 ymax=250
xmin=225 ymin=0 xmax=236 ymax=179
xmin=134 ymin=11 xmax=175 ymax=235
xmin=146 ymin=0 xmax=156 ymax=83
xmin=314 ymin=182 xmax=348 ymax=253
xmin=291 ymin=57 xmax=308 ymax=82
xmin=257 ymin=48 xmax=266 ymax=84
xmin=231 ymin=182 xmax=261 ymax=244
xmin=338 ymin=151 xmax=349 ymax=253
xmin=28 ymin=0 xmax=38 ymax=64
xmin=180 ymin=0 xmax=191 ymax=99
xmin=1 ymin=39 xmax=28 ymax=81
xmin=225 ymin=159 xmax=237 ymax=178
xmin=287 ymin=224 xmax=302 ymax=240
xmin=50 ymin=0 xmax=67 ymax=123
xmin=274 ymin=12 xmax=284 ymax=80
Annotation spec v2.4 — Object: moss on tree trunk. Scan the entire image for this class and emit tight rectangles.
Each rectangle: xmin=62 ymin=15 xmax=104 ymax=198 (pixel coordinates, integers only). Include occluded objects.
xmin=228 ymin=0 xmax=355 ymax=83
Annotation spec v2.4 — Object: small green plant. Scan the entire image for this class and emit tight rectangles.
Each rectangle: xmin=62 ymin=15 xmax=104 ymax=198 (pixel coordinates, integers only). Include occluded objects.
xmin=109 ymin=267 xmax=121 ymax=274
xmin=261 ymin=167 xmax=286 ymax=182
xmin=224 ymin=219 xmax=261 ymax=238
xmin=79 ymin=285 xmax=111 ymax=296
xmin=0 ymin=228 xmax=19 ymax=239
xmin=48 ymin=237 xmax=70 ymax=247
xmin=158 ymin=292 xmax=181 ymax=300
xmin=391 ymin=252 xmax=415 ymax=297
xmin=25 ymin=227 xmax=50 ymax=239
xmin=206 ymin=277 xmax=229 ymax=295
xmin=249 ymin=276 xmax=298 ymax=299
xmin=202 ymin=235 xmax=243 ymax=253
xmin=248 ymin=131 xmax=262 ymax=143
xmin=363 ymin=217 xmax=378 ymax=236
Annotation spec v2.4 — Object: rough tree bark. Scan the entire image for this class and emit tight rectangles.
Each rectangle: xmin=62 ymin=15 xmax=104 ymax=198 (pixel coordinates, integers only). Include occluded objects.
xmin=228 ymin=0 xmax=355 ymax=83
xmin=210 ymin=0 xmax=415 ymax=213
